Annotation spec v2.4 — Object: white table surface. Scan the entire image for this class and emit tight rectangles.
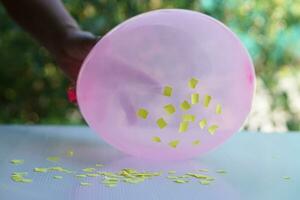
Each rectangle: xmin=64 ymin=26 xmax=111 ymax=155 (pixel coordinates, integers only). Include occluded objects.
xmin=0 ymin=125 xmax=299 ymax=200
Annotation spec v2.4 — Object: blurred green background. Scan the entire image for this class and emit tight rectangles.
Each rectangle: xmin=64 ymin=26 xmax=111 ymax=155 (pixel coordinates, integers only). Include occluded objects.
xmin=0 ymin=0 xmax=300 ymax=131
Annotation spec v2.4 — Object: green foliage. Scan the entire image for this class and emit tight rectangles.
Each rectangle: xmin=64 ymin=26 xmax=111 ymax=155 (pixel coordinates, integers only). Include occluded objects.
xmin=0 ymin=0 xmax=299 ymax=130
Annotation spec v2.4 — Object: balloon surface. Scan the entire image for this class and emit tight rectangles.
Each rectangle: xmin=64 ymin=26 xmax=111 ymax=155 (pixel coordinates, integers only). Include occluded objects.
xmin=77 ymin=9 xmax=255 ymax=160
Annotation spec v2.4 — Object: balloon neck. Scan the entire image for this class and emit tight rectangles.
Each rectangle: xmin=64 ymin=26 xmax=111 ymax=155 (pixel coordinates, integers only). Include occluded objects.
xmin=67 ymin=86 xmax=77 ymax=104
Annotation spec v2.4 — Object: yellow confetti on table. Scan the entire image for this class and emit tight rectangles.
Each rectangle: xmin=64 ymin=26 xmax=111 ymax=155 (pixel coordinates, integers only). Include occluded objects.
xmin=163 ymin=86 xmax=173 ymax=97
xmin=180 ymin=100 xmax=191 ymax=111
xmin=203 ymin=95 xmax=211 ymax=108
xmin=48 ymin=166 xmax=72 ymax=173
xmin=168 ymin=170 xmax=176 ymax=174
xmin=11 ymin=173 xmax=32 ymax=183
xmin=216 ymin=104 xmax=222 ymax=114
xmin=174 ymin=179 xmax=188 ymax=183
xmin=192 ymin=140 xmax=201 ymax=146
xmin=182 ymin=114 xmax=195 ymax=122
xmin=87 ymin=173 xmax=99 ymax=177
xmin=208 ymin=125 xmax=218 ymax=135
xmin=137 ymin=108 xmax=149 ymax=119
xmin=47 ymin=156 xmax=60 ymax=162
xmin=156 ymin=118 xmax=167 ymax=129
xmin=188 ymin=78 xmax=199 ymax=89
xmin=66 ymin=149 xmax=74 ymax=157
xmin=80 ymin=182 xmax=92 ymax=186
xmin=191 ymin=93 xmax=199 ymax=104
xmin=168 ymin=140 xmax=180 ymax=148
xmin=82 ymin=168 xmax=96 ymax=173
xmin=283 ymin=176 xmax=291 ymax=180
xmin=199 ymin=180 xmax=211 ymax=185
xmin=179 ymin=121 xmax=189 ymax=133
xmin=33 ymin=168 xmax=48 ymax=173
xmin=76 ymin=174 xmax=87 ymax=178
xmin=95 ymin=164 xmax=104 ymax=167
xmin=199 ymin=119 xmax=207 ymax=129
xmin=198 ymin=169 xmax=209 ymax=172
xmin=152 ymin=136 xmax=161 ymax=143
xmin=10 ymin=160 xmax=24 ymax=165
xmin=53 ymin=175 xmax=63 ymax=180
xmin=164 ymin=104 xmax=176 ymax=115
xmin=216 ymin=169 xmax=226 ymax=174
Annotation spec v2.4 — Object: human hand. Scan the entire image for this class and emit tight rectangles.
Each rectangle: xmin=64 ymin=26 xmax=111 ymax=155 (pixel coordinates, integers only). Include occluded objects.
xmin=52 ymin=30 xmax=99 ymax=82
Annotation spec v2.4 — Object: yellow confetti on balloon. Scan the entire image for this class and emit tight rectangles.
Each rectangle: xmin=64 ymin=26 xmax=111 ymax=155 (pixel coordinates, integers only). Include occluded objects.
xmin=191 ymin=93 xmax=199 ymax=104
xmin=137 ymin=108 xmax=148 ymax=119
xmin=216 ymin=104 xmax=222 ymax=114
xmin=179 ymin=121 xmax=189 ymax=133
xmin=168 ymin=140 xmax=180 ymax=148
xmin=208 ymin=125 xmax=218 ymax=135
xmin=188 ymin=78 xmax=199 ymax=89
xmin=163 ymin=86 xmax=173 ymax=97
xmin=164 ymin=104 xmax=176 ymax=115
xmin=156 ymin=118 xmax=167 ymax=129
xmin=203 ymin=95 xmax=212 ymax=107
xmin=199 ymin=119 xmax=207 ymax=129
xmin=180 ymin=100 xmax=191 ymax=111
xmin=152 ymin=136 xmax=161 ymax=143
xmin=182 ymin=114 xmax=195 ymax=122
xmin=192 ymin=140 xmax=201 ymax=146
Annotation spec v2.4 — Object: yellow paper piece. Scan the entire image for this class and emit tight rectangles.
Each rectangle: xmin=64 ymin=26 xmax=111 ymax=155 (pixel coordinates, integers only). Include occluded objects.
xmin=164 ymin=104 xmax=176 ymax=115
xmin=168 ymin=140 xmax=180 ymax=148
xmin=152 ymin=136 xmax=161 ymax=143
xmin=80 ymin=182 xmax=92 ymax=186
xmin=168 ymin=170 xmax=176 ymax=174
xmin=174 ymin=179 xmax=188 ymax=183
xmin=199 ymin=180 xmax=211 ymax=185
xmin=76 ymin=174 xmax=87 ymax=178
xmin=182 ymin=114 xmax=195 ymax=122
xmin=82 ymin=168 xmax=96 ymax=173
xmin=208 ymin=125 xmax=218 ymax=135
xmin=156 ymin=118 xmax=167 ymax=129
xmin=33 ymin=168 xmax=48 ymax=173
xmin=188 ymin=78 xmax=199 ymax=89
xmin=66 ymin=149 xmax=74 ymax=157
xmin=283 ymin=176 xmax=291 ymax=180
xmin=87 ymin=173 xmax=99 ymax=177
xmin=163 ymin=86 xmax=173 ymax=97
xmin=10 ymin=160 xmax=24 ymax=165
xmin=192 ymin=140 xmax=201 ymax=146
xmin=191 ymin=93 xmax=199 ymax=104
xmin=203 ymin=95 xmax=212 ymax=107
xmin=48 ymin=166 xmax=72 ymax=173
xmin=179 ymin=121 xmax=189 ymax=133
xmin=198 ymin=169 xmax=209 ymax=172
xmin=216 ymin=104 xmax=222 ymax=114
xmin=95 ymin=164 xmax=103 ymax=167
xmin=199 ymin=119 xmax=207 ymax=129
xmin=137 ymin=108 xmax=148 ymax=119
xmin=53 ymin=175 xmax=63 ymax=179
xmin=47 ymin=156 xmax=60 ymax=162
xmin=216 ymin=169 xmax=226 ymax=174
xmin=12 ymin=172 xmax=28 ymax=176
xmin=180 ymin=101 xmax=191 ymax=111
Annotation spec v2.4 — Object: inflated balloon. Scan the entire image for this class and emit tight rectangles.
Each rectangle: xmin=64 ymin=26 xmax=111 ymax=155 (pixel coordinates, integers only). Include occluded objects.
xmin=76 ymin=9 xmax=255 ymax=160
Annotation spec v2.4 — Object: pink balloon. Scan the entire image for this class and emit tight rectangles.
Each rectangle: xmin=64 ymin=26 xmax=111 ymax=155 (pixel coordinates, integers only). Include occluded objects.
xmin=77 ymin=9 xmax=255 ymax=160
